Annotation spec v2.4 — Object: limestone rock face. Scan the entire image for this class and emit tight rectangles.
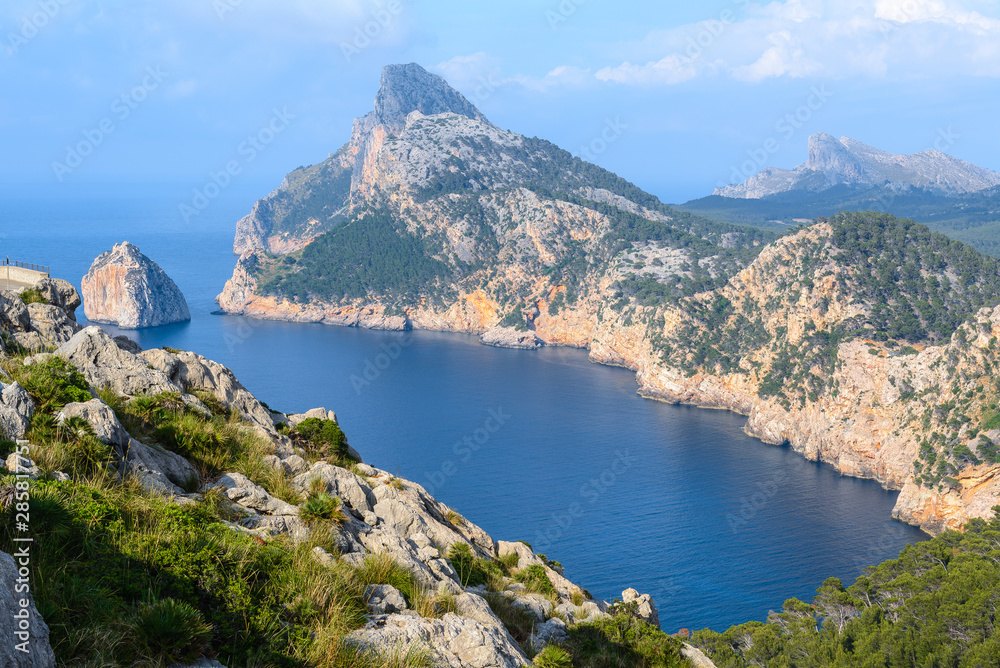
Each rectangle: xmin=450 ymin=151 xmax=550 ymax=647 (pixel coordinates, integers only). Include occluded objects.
xmin=0 ymin=381 xmax=33 ymax=441
xmin=621 ymin=587 xmax=660 ymax=629
xmin=56 ymin=327 xmax=178 ymax=397
xmin=480 ymin=326 xmax=542 ymax=350
xmin=32 ymin=278 xmax=82 ymax=321
xmin=0 ymin=551 xmax=56 ymax=668
xmin=82 ymin=242 xmax=190 ymax=329
xmin=347 ymin=613 xmax=529 ymax=668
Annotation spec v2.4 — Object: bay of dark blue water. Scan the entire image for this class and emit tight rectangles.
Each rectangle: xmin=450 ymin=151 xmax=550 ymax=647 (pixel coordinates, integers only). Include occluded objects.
xmin=0 ymin=185 xmax=928 ymax=633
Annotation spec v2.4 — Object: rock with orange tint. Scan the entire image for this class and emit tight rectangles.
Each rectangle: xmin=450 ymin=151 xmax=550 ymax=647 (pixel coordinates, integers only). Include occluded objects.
xmin=82 ymin=242 xmax=190 ymax=329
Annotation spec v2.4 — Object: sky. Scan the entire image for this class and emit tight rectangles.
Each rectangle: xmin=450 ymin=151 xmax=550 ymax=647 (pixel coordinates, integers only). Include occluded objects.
xmin=2 ymin=0 xmax=999 ymax=204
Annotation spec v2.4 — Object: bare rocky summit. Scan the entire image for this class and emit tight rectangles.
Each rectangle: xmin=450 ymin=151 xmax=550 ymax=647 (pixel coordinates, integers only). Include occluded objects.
xmin=82 ymin=242 xmax=190 ymax=329
xmin=716 ymin=132 xmax=1000 ymax=198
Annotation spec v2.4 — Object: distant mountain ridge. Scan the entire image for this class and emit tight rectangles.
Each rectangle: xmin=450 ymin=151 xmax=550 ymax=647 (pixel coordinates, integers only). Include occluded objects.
xmin=716 ymin=132 xmax=1000 ymax=199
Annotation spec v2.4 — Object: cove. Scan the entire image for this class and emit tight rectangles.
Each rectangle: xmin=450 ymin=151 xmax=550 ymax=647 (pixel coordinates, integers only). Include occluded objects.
xmin=0 ymin=187 xmax=929 ymax=633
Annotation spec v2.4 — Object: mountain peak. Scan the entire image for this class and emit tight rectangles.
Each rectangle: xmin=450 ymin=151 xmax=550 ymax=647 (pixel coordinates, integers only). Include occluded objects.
xmin=716 ymin=132 xmax=1000 ymax=199
xmin=373 ymin=63 xmax=489 ymax=135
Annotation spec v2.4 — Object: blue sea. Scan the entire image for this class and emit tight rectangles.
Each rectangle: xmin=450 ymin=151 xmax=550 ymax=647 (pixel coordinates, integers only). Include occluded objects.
xmin=0 ymin=184 xmax=928 ymax=633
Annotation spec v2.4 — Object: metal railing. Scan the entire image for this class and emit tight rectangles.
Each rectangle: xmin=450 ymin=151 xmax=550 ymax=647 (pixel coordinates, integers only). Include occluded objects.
xmin=7 ymin=260 xmax=50 ymax=273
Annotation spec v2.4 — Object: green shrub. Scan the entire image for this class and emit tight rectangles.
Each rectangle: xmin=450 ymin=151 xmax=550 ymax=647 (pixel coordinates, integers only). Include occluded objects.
xmin=19 ymin=288 xmax=49 ymax=305
xmin=7 ymin=357 xmax=91 ymax=412
xmin=533 ymin=645 xmax=573 ymax=668
xmin=300 ymin=492 xmax=346 ymax=524
xmin=136 ymin=598 xmax=213 ymax=663
xmin=292 ymin=417 xmax=351 ymax=461
xmin=515 ymin=564 xmax=557 ymax=597
xmin=483 ymin=592 xmax=537 ymax=644
xmin=565 ymin=614 xmax=686 ymax=667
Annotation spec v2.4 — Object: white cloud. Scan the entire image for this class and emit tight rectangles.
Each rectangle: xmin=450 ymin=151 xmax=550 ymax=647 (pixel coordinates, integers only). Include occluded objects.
xmin=434 ymin=53 xmax=593 ymax=94
xmin=596 ymin=55 xmax=700 ymax=85
xmin=582 ymin=0 xmax=1000 ymax=86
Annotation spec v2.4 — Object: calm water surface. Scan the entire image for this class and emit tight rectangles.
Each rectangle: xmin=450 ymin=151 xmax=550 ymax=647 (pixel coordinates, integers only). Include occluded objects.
xmin=0 ymin=186 xmax=928 ymax=632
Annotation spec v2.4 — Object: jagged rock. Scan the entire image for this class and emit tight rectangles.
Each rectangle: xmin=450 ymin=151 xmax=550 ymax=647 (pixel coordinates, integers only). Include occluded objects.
xmin=207 ymin=473 xmax=299 ymax=516
xmin=373 ymin=62 xmax=491 ymax=136
xmin=5 ymin=453 xmax=40 ymax=479
xmin=293 ymin=462 xmax=375 ymax=515
xmin=287 ymin=407 xmax=338 ymax=427
xmin=480 ymin=326 xmax=542 ymax=350
xmin=0 ymin=382 xmax=33 ymax=441
xmin=31 ymin=278 xmax=81 ymax=321
xmin=555 ymin=600 xmax=605 ymax=623
xmin=621 ymin=588 xmax=660 ymax=629
xmin=358 ymin=528 xmax=462 ymax=594
xmin=454 ymin=592 xmax=504 ymax=628
xmin=124 ymin=438 xmax=199 ymax=496
xmin=348 ymin=612 xmax=528 ymax=668
xmin=0 ymin=293 xmax=31 ymax=333
xmin=81 ymin=241 xmax=190 ymax=328
xmin=140 ymin=348 xmax=275 ymax=434
xmin=240 ymin=514 xmax=308 ymax=539
xmin=497 ymin=541 xmax=578 ymax=600
xmin=510 ymin=593 xmax=552 ymax=623
xmin=60 ymin=399 xmax=199 ymax=495
xmin=58 ymin=399 xmax=129 ymax=446
xmin=365 ymin=584 xmax=408 ymax=615
xmin=25 ymin=303 xmax=81 ymax=346
xmin=113 ymin=335 xmax=142 ymax=354
xmin=312 ymin=546 xmax=337 ymax=567
xmin=0 ymin=551 xmax=56 ymax=668
xmin=530 ymin=617 xmax=568 ymax=651
xmin=56 ymin=327 xmax=178 ymax=397
xmin=682 ymin=644 xmax=719 ymax=668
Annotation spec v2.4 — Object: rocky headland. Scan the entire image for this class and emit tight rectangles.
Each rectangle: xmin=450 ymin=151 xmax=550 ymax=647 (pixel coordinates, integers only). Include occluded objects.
xmin=82 ymin=242 xmax=190 ymax=329
xmin=216 ymin=64 xmax=1000 ymax=538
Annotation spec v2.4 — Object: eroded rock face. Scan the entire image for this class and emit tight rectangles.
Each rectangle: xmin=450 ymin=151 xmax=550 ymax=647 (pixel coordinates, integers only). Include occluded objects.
xmin=347 ymin=613 xmax=529 ymax=668
xmin=0 ymin=381 xmax=33 ymax=441
xmin=56 ymin=327 xmax=178 ymax=397
xmin=82 ymin=242 xmax=190 ymax=329
xmin=0 ymin=552 xmax=56 ymax=668
xmin=621 ymin=587 xmax=660 ymax=629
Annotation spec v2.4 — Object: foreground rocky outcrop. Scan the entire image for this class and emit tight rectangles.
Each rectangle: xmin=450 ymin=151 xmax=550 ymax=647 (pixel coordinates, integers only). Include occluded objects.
xmin=82 ymin=242 xmax=190 ymax=329
xmin=0 ymin=552 xmax=56 ymax=667
xmin=2 ymin=299 xmax=684 ymax=667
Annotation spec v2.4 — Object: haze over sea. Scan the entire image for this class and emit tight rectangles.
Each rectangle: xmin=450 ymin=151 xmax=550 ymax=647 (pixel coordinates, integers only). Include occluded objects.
xmin=0 ymin=184 xmax=927 ymax=633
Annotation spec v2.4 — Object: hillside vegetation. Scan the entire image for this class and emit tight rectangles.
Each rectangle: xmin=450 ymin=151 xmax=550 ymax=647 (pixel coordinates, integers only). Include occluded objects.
xmin=694 ymin=510 xmax=1000 ymax=667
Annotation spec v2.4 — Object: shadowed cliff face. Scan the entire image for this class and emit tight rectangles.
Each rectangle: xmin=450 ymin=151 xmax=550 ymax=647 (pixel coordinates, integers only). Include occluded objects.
xmin=218 ymin=64 xmax=1000 ymax=536
xmin=82 ymin=241 xmax=190 ymax=329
